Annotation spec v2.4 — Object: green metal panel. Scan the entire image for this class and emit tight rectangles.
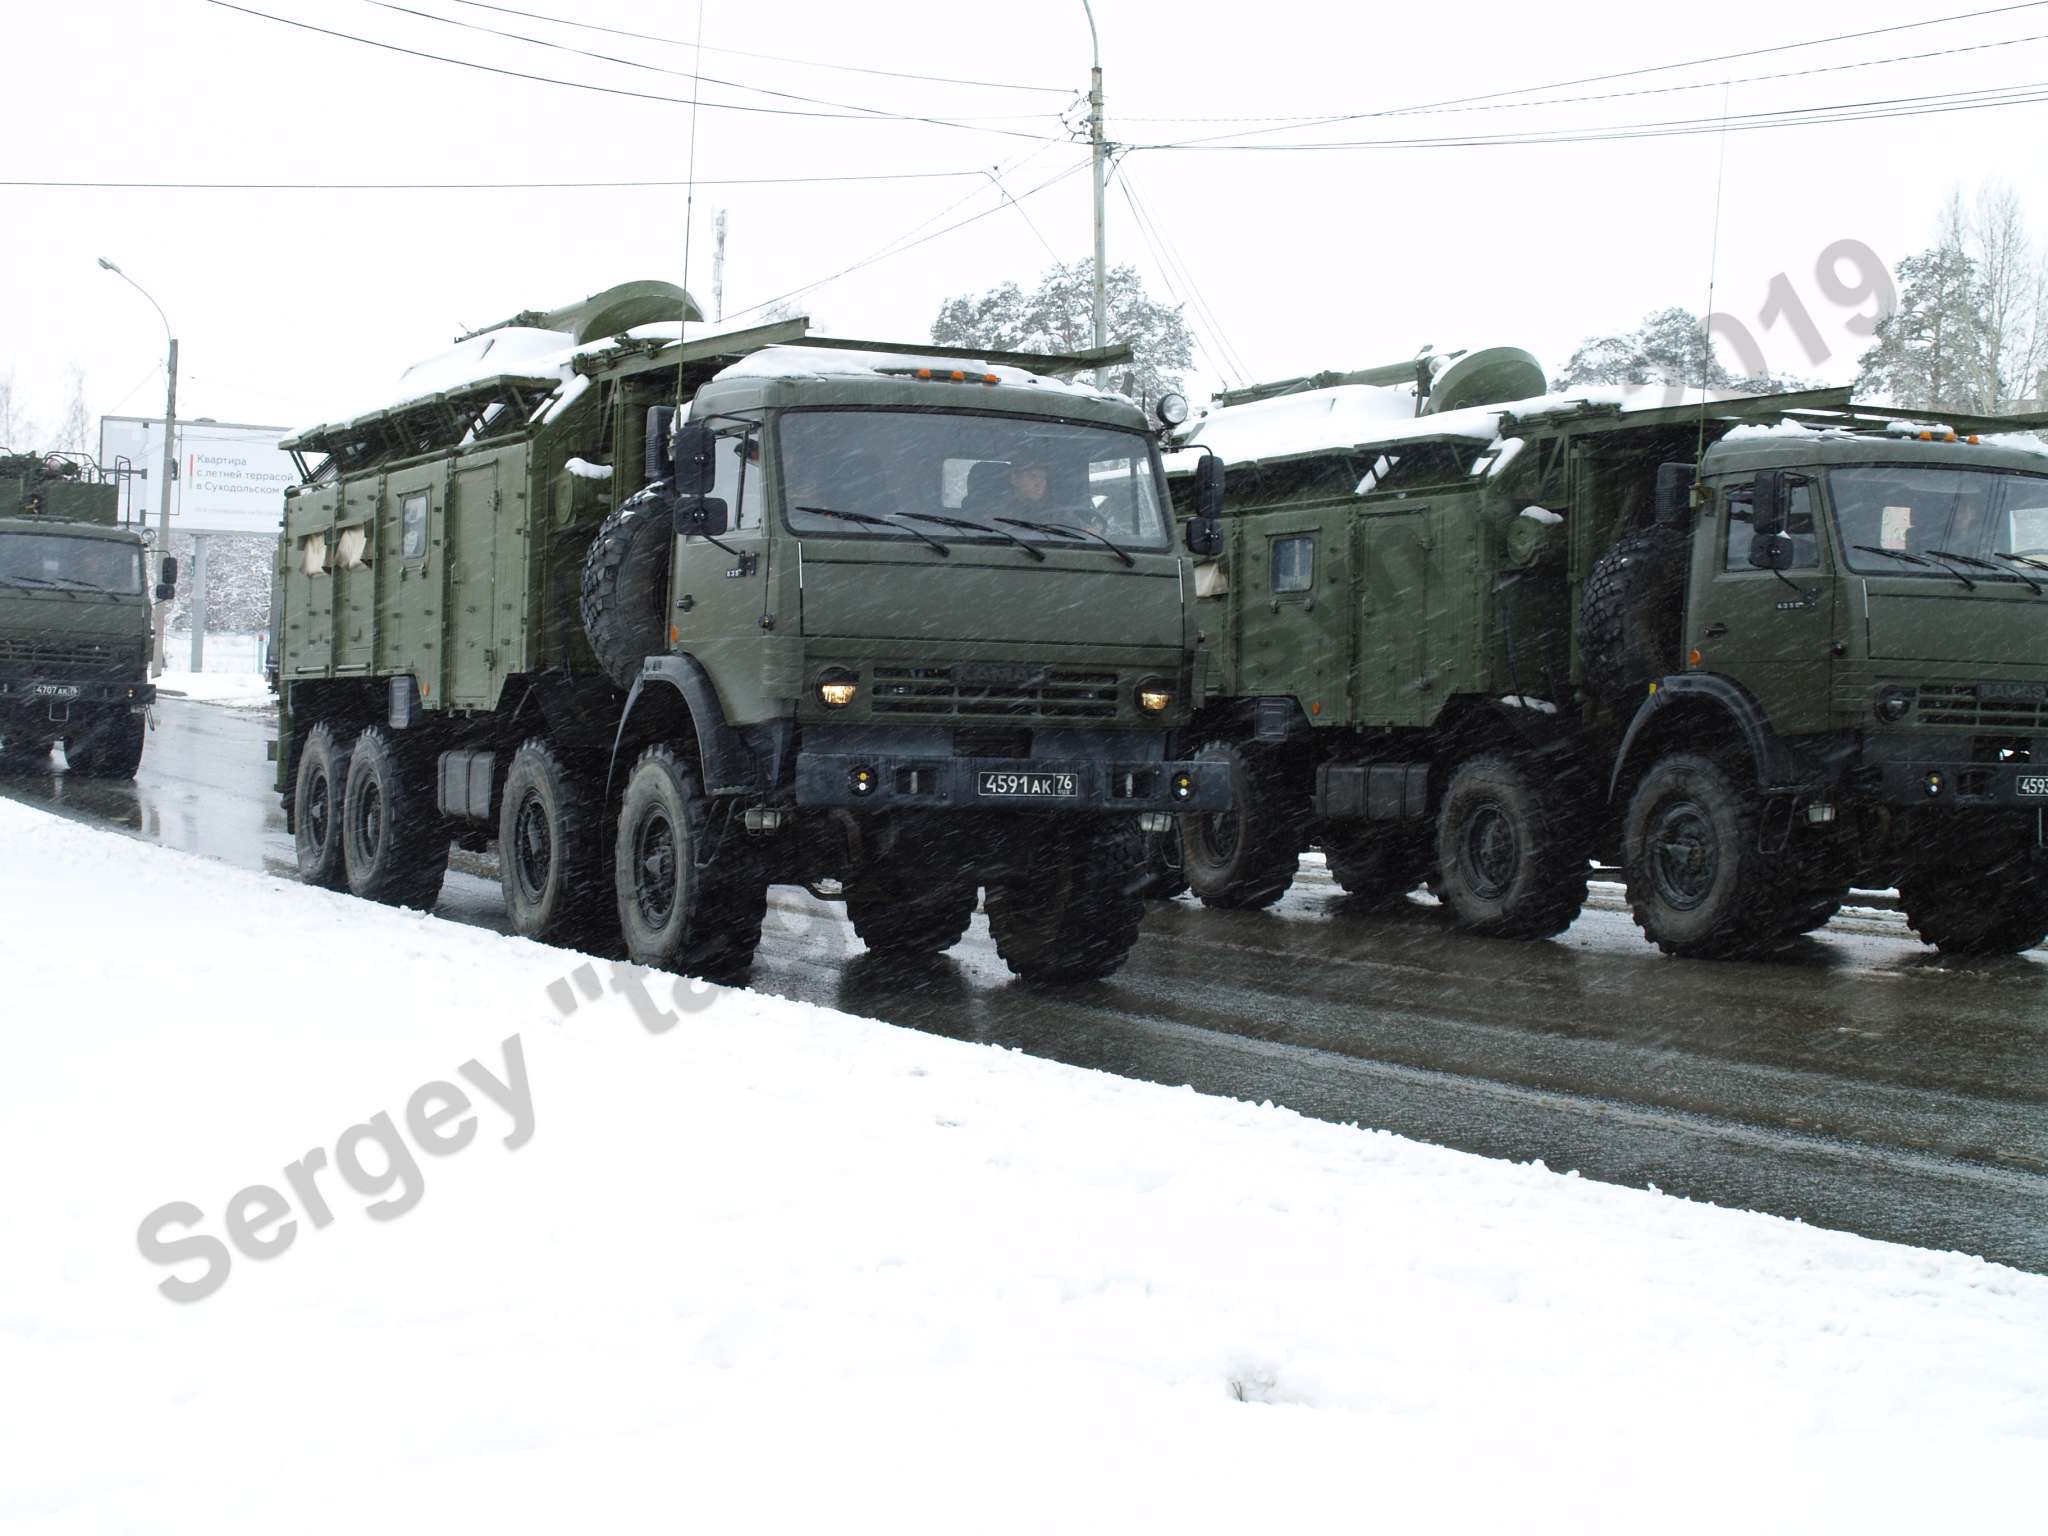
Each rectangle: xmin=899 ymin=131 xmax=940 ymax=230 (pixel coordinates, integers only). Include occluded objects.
xmin=447 ymin=458 xmax=499 ymax=708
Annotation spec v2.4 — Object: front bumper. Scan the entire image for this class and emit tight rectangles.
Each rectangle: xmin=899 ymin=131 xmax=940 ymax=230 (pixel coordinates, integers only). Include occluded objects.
xmin=1848 ymin=731 xmax=2048 ymax=808
xmin=795 ymin=752 xmax=1231 ymax=813
xmin=0 ymin=677 xmax=154 ymax=713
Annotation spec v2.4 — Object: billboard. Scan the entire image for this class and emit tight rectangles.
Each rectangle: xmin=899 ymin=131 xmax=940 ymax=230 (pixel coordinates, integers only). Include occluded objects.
xmin=96 ymin=416 xmax=298 ymax=537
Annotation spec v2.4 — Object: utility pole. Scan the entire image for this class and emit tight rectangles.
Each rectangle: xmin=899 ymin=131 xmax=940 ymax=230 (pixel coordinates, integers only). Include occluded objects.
xmin=98 ymin=257 xmax=178 ymax=678
xmin=1082 ymin=1 xmax=1107 ymax=386
xmin=713 ymin=209 xmax=727 ymax=325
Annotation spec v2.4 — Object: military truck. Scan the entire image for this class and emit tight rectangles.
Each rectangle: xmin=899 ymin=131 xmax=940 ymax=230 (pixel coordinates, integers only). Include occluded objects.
xmin=0 ymin=450 xmax=169 ymax=778
xmin=1166 ymin=355 xmax=2048 ymax=957
xmin=272 ymin=281 xmax=1228 ymax=981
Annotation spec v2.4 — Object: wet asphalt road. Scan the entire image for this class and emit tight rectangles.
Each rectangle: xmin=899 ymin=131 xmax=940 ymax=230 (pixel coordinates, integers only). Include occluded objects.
xmin=8 ymin=697 xmax=2047 ymax=1272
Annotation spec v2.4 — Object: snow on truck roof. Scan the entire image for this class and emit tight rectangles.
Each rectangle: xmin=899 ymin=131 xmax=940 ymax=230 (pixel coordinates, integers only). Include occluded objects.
xmin=1176 ymin=382 xmax=1768 ymax=469
xmin=712 ymin=344 xmax=1103 ymax=395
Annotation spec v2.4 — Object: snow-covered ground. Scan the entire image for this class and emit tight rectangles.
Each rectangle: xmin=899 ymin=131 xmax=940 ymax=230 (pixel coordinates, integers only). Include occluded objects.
xmin=3 ymin=798 xmax=2044 ymax=1532
xmin=152 ymin=668 xmax=274 ymax=708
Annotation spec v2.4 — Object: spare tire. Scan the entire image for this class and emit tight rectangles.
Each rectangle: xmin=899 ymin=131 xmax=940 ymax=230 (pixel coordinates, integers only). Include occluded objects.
xmin=580 ymin=484 xmax=676 ymax=690
xmin=1577 ymin=524 xmax=1687 ymax=710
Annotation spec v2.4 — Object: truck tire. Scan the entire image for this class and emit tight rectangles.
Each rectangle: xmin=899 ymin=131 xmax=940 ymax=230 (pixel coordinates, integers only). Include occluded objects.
xmin=847 ymin=863 xmax=979 ymax=960
xmin=1434 ymin=753 xmax=1589 ymax=939
xmin=615 ymin=744 xmax=767 ymax=982
xmin=500 ymin=737 xmax=611 ymax=950
xmin=580 ymin=487 xmax=675 ymax=691
xmin=1622 ymin=752 xmax=1783 ymax=958
xmin=1321 ymin=824 xmax=1430 ymax=907
xmin=1578 ymin=525 xmax=1687 ymax=710
xmin=1179 ymin=740 xmax=1306 ymax=911
xmin=62 ymin=709 xmax=146 ymax=780
xmin=1902 ymin=852 xmax=2048 ymax=956
xmin=986 ymin=818 xmax=1147 ymax=982
xmin=294 ymin=721 xmax=353 ymax=890
xmin=342 ymin=727 xmax=450 ymax=910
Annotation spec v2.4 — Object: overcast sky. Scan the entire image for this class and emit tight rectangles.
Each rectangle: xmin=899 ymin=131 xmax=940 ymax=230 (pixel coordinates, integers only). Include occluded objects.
xmin=7 ymin=0 xmax=2047 ymax=440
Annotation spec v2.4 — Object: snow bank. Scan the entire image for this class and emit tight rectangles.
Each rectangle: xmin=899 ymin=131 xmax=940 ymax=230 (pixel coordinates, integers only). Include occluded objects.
xmin=2 ymin=799 xmax=2044 ymax=1532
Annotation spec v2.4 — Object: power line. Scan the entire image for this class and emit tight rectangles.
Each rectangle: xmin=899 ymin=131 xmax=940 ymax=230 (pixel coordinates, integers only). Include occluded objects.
xmin=722 ymin=156 xmax=1091 ymax=324
xmin=1114 ymin=27 xmax=2048 ymax=123
xmin=200 ymin=1 xmax=1060 ymax=140
xmin=1134 ymin=78 xmax=2048 ymax=155
xmin=356 ymin=0 xmax=1061 ymax=122
xmin=1113 ymin=162 xmax=1250 ymax=383
xmin=1138 ymin=1 xmax=2048 ymax=149
xmin=441 ymin=0 xmax=1072 ymax=93
xmin=4 ymin=170 xmax=993 ymax=190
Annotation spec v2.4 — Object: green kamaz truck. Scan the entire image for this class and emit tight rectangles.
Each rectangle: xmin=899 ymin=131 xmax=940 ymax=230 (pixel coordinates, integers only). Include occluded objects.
xmin=0 ymin=450 xmax=168 ymax=778
xmin=1166 ymin=354 xmax=2048 ymax=957
xmin=272 ymin=280 xmax=1228 ymax=981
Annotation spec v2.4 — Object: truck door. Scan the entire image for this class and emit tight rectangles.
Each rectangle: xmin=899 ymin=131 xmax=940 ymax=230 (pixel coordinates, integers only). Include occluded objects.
xmin=670 ymin=423 xmax=768 ymax=687
xmin=448 ymin=459 xmax=499 ymax=707
xmin=1688 ymin=473 xmax=1836 ymax=736
xmin=1237 ymin=511 xmax=1342 ymax=721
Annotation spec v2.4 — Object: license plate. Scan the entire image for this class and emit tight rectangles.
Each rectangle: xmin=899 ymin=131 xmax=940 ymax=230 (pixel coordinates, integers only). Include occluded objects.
xmin=31 ymin=684 xmax=81 ymax=700
xmin=2020 ymin=775 xmax=2048 ymax=797
xmin=976 ymin=770 xmax=1077 ymax=800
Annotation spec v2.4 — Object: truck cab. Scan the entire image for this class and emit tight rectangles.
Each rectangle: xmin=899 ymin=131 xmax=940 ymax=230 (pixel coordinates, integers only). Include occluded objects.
xmin=0 ymin=453 xmax=164 ymax=778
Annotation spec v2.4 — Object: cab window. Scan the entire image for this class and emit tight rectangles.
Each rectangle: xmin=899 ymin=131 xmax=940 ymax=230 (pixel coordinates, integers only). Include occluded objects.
xmin=710 ymin=428 xmax=764 ymax=531
xmin=1272 ymin=534 xmax=1314 ymax=594
xmin=1724 ymin=478 xmax=1819 ymax=569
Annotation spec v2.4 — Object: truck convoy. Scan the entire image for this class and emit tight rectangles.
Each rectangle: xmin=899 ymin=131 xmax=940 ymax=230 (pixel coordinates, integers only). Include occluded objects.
xmin=0 ymin=450 xmax=169 ymax=778
xmin=1167 ymin=352 xmax=2048 ymax=958
xmin=272 ymin=280 xmax=1228 ymax=982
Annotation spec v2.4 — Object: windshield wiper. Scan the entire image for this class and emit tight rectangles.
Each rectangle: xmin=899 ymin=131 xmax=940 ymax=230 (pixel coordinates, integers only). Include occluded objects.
xmin=1930 ymin=548 xmax=2041 ymax=595
xmin=991 ymin=516 xmax=1135 ymax=568
xmin=892 ymin=511 xmax=1045 ymax=561
xmin=0 ymin=574 xmax=80 ymax=597
xmin=1995 ymin=550 xmax=2048 ymax=572
xmin=795 ymin=505 xmax=949 ymax=557
xmin=1852 ymin=544 xmax=1971 ymax=587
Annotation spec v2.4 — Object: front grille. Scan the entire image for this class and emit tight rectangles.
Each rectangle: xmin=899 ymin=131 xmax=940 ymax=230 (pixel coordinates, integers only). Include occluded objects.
xmin=0 ymin=635 xmax=127 ymax=676
xmin=1915 ymin=682 xmax=2048 ymax=731
xmin=870 ymin=663 xmax=1120 ymax=720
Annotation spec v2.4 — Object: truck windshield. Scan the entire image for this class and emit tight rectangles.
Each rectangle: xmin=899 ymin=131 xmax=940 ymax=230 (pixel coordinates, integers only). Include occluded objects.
xmin=0 ymin=533 xmax=143 ymax=595
xmin=779 ymin=410 xmax=1171 ymax=549
xmin=1831 ymin=466 xmax=2048 ymax=574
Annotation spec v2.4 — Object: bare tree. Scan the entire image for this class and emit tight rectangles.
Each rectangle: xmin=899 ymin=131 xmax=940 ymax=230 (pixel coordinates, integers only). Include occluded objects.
xmin=1971 ymin=184 xmax=2046 ymax=412
xmin=56 ymin=368 xmax=92 ymax=457
xmin=0 ymin=370 xmax=37 ymax=451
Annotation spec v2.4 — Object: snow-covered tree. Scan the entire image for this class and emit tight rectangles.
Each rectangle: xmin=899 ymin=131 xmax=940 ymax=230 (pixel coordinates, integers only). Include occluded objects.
xmin=1554 ymin=307 xmax=1810 ymax=394
xmin=932 ymin=261 xmax=1194 ymax=403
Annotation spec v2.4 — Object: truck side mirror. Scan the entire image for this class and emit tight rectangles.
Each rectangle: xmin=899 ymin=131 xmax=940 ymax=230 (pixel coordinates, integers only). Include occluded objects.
xmin=673 ymin=497 xmax=729 ymax=538
xmin=644 ymin=405 xmax=676 ymax=483
xmin=672 ymin=421 xmax=716 ymax=499
xmin=1654 ymin=462 xmax=1695 ymax=530
xmin=156 ymin=556 xmax=179 ymax=601
xmin=1750 ymin=469 xmax=1785 ymax=539
xmin=1185 ymin=455 xmax=1224 ymax=557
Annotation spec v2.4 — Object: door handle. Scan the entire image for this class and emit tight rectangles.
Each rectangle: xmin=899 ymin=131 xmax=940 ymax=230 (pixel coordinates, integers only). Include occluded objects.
xmin=1704 ymin=622 xmax=1729 ymax=639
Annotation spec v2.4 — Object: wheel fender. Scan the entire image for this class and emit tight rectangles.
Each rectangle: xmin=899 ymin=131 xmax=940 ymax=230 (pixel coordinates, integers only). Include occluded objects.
xmin=1606 ymin=673 xmax=1795 ymax=803
xmin=607 ymin=653 xmax=757 ymax=806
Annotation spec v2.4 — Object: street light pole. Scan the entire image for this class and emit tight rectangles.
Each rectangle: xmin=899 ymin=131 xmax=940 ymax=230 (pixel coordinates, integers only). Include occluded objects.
xmin=97 ymin=258 xmax=177 ymax=679
xmin=1081 ymin=0 xmax=1107 ymax=387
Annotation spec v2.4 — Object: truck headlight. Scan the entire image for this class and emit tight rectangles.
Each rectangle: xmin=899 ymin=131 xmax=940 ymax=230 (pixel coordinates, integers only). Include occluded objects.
xmin=817 ymin=669 xmax=859 ymax=709
xmin=1875 ymin=686 xmax=1914 ymax=724
xmin=1137 ymin=680 xmax=1173 ymax=714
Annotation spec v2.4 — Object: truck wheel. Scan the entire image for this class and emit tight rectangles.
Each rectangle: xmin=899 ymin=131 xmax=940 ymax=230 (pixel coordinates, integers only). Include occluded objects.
xmin=580 ymin=487 xmax=675 ymax=691
xmin=847 ymin=864 xmax=979 ymax=960
xmin=294 ymin=721 xmax=353 ymax=890
xmin=615 ymin=744 xmax=767 ymax=982
xmin=1179 ymin=740 xmax=1306 ymax=911
xmin=1321 ymin=824 xmax=1430 ymax=907
xmin=1773 ymin=888 xmax=1846 ymax=939
xmin=500 ymin=738 xmax=611 ymax=950
xmin=342 ymin=727 xmax=449 ymax=910
xmin=62 ymin=709 xmax=146 ymax=780
xmin=1578 ymin=525 xmax=1687 ymax=710
xmin=986 ymin=818 xmax=1146 ymax=982
xmin=1136 ymin=821 xmax=1190 ymax=901
xmin=1902 ymin=853 xmax=2048 ymax=956
xmin=1434 ymin=754 xmax=1588 ymax=939
xmin=1622 ymin=752 xmax=1780 ymax=957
